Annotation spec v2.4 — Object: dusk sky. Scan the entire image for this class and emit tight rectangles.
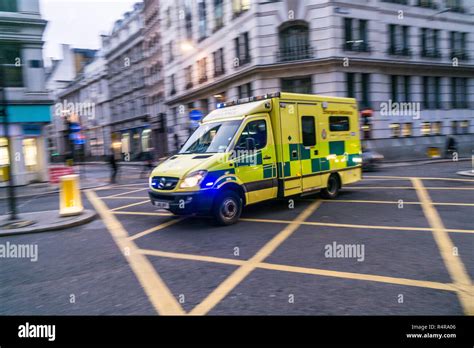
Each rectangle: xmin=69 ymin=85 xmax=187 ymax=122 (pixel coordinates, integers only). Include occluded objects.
xmin=40 ymin=0 xmax=139 ymax=64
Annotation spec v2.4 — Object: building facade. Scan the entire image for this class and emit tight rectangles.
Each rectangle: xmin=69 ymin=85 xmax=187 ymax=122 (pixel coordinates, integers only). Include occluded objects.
xmin=54 ymin=49 xmax=111 ymax=160
xmin=103 ymin=2 xmax=150 ymax=161
xmin=0 ymin=0 xmax=52 ymax=185
xmin=160 ymin=0 xmax=473 ymax=159
xmin=144 ymin=0 xmax=168 ymax=158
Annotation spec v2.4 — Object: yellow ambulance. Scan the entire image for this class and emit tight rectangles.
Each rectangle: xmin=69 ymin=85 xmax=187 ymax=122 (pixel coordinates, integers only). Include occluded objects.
xmin=149 ymin=92 xmax=362 ymax=225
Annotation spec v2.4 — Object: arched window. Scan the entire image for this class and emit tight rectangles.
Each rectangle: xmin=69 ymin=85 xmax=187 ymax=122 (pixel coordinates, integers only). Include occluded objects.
xmin=278 ymin=21 xmax=312 ymax=62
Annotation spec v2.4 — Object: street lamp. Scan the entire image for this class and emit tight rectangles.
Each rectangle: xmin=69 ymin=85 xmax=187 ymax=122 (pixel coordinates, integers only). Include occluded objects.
xmin=0 ymin=52 xmax=18 ymax=221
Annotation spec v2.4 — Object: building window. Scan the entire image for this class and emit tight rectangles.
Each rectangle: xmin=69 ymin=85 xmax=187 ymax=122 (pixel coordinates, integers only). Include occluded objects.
xmin=382 ymin=0 xmax=408 ymax=4
xmin=281 ymin=76 xmax=312 ymax=94
xmin=460 ymin=120 xmax=469 ymax=134
xmin=233 ymin=0 xmax=250 ymax=17
xmin=302 ymin=116 xmax=316 ymax=147
xmin=402 ymin=123 xmax=413 ymax=137
xmin=391 ymin=75 xmax=411 ymax=102
xmin=390 ymin=123 xmax=401 ymax=137
xmin=168 ymin=42 xmax=174 ymax=63
xmin=277 ymin=21 xmax=312 ymax=62
xmin=184 ymin=65 xmax=193 ymax=89
xmin=184 ymin=0 xmax=193 ymax=40
xmin=388 ymin=24 xmax=411 ymax=56
xmin=198 ymin=0 xmax=207 ymax=40
xmin=329 ymin=116 xmax=350 ymax=132
xmin=166 ymin=7 xmax=172 ymax=27
xmin=450 ymin=32 xmax=468 ymax=60
xmin=197 ymin=57 xmax=208 ymax=83
xmin=234 ymin=32 xmax=251 ymax=67
xmin=0 ymin=0 xmax=17 ymax=12
xmin=213 ymin=48 xmax=225 ymax=77
xmin=451 ymin=77 xmax=467 ymax=109
xmin=0 ymin=44 xmax=23 ymax=87
xmin=214 ymin=0 xmax=224 ymax=32
xmin=343 ymin=18 xmax=370 ymax=52
xmin=170 ymin=74 xmax=176 ymax=95
xmin=346 ymin=73 xmax=371 ymax=109
xmin=238 ymin=82 xmax=252 ymax=99
xmin=451 ymin=120 xmax=458 ymax=134
xmin=445 ymin=0 xmax=465 ymax=13
xmin=423 ymin=76 xmax=440 ymax=109
xmin=416 ymin=0 xmax=438 ymax=9
xmin=421 ymin=28 xmax=441 ymax=58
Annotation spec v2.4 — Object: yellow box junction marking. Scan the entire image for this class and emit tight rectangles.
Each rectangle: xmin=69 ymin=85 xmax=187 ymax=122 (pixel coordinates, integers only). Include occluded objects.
xmin=189 ymin=200 xmax=322 ymax=315
xmin=411 ymin=178 xmax=473 ymax=315
xmin=86 ymin=189 xmax=185 ymax=315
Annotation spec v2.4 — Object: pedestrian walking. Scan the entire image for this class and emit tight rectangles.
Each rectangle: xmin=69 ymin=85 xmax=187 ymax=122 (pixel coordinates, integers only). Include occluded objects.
xmin=140 ymin=150 xmax=154 ymax=178
xmin=109 ymin=153 xmax=118 ymax=184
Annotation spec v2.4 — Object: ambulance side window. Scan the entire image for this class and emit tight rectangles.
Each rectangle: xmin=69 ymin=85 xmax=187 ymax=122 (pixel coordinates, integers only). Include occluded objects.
xmin=236 ymin=120 xmax=267 ymax=150
xmin=302 ymin=116 xmax=316 ymax=147
xmin=329 ymin=116 xmax=350 ymax=132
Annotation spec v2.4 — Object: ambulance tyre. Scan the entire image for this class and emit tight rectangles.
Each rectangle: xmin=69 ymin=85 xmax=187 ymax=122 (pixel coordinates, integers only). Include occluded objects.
xmin=321 ymin=174 xmax=340 ymax=199
xmin=212 ymin=190 xmax=242 ymax=226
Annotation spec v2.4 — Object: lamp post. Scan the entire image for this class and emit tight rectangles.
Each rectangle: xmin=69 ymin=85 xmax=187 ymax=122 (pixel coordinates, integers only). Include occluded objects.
xmin=0 ymin=52 xmax=18 ymax=221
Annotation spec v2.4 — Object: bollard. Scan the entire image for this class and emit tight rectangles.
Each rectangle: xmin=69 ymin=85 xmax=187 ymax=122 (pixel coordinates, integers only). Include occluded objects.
xmin=59 ymin=174 xmax=83 ymax=217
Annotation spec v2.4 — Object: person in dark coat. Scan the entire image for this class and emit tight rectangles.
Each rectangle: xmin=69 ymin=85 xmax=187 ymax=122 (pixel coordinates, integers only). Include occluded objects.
xmin=109 ymin=153 xmax=118 ymax=184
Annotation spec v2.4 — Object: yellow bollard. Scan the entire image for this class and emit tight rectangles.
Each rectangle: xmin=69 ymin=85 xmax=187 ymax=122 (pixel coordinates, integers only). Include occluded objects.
xmin=59 ymin=174 xmax=83 ymax=217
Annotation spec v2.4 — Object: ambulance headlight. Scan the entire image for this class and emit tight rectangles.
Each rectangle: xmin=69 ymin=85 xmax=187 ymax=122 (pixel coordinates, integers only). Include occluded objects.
xmin=180 ymin=170 xmax=208 ymax=188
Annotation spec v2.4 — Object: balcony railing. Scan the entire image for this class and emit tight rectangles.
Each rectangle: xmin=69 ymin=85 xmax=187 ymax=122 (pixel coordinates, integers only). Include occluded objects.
xmin=387 ymin=46 xmax=412 ymax=57
xmin=276 ymin=45 xmax=314 ymax=62
xmin=421 ymin=48 xmax=442 ymax=58
xmin=451 ymin=50 xmax=469 ymax=61
xmin=343 ymin=42 xmax=371 ymax=53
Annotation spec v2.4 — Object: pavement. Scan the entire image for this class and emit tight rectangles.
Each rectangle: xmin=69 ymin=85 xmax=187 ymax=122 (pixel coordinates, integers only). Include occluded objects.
xmin=0 ymin=160 xmax=473 ymax=315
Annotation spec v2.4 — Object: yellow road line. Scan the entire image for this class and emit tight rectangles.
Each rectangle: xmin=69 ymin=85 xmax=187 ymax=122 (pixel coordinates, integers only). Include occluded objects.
xmin=365 ymin=175 xmax=474 ymax=183
xmin=190 ymin=200 xmax=322 ymax=315
xmin=348 ymin=186 xmax=474 ymax=190
xmin=321 ymin=199 xmax=474 ymax=207
xmin=113 ymin=211 xmax=173 ymax=216
xmin=411 ymin=178 xmax=473 ymax=315
xmin=140 ymin=249 xmax=245 ymax=266
xmin=139 ymin=248 xmax=455 ymax=292
xmin=129 ymin=218 xmax=184 ymax=241
xmin=110 ymin=200 xmax=150 ymax=212
xmin=258 ymin=263 xmax=456 ymax=292
xmin=86 ymin=190 xmax=185 ymax=315
xmin=101 ymin=196 xmax=150 ymax=200
xmin=103 ymin=188 xmax=148 ymax=198
xmin=240 ymin=217 xmax=474 ymax=234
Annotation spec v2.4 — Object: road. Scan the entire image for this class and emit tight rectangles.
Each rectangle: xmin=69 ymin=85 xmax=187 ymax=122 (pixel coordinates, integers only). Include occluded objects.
xmin=0 ymin=161 xmax=473 ymax=315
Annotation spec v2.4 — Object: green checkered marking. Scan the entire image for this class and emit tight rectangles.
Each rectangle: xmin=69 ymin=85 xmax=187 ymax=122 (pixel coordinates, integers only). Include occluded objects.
xmin=329 ymin=141 xmax=345 ymax=156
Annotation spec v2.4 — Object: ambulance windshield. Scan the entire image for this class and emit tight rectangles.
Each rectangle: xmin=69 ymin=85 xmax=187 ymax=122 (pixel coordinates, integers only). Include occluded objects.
xmin=179 ymin=120 xmax=242 ymax=154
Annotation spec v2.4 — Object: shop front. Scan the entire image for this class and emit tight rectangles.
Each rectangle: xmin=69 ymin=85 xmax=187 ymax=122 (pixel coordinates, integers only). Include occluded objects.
xmin=111 ymin=126 xmax=152 ymax=161
xmin=0 ymin=104 xmax=50 ymax=186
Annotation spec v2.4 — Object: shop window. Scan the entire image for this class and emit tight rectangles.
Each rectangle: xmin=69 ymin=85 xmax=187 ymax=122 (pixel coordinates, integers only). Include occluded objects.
xmin=451 ymin=120 xmax=458 ymax=135
xmin=390 ymin=123 xmax=401 ymax=137
xmin=421 ymin=122 xmax=431 ymax=136
xmin=432 ymin=121 xmax=442 ymax=135
xmin=23 ymin=138 xmax=38 ymax=172
xmin=460 ymin=120 xmax=469 ymax=134
xmin=0 ymin=138 xmax=9 ymax=166
xmin=142 ymin=129 xmax=152 ymax=152
xmin=402 ymin=123 xmax=412 ymax=137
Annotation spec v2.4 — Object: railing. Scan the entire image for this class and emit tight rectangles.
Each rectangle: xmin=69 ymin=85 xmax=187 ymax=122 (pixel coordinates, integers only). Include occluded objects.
xmin=387 ymin=46 xmax=412 ymax=57
xmin=276 ymin=45 xmax=314 ymax=62
xmin=343 ymin=42 xmax=371 ymax=52
xmin=450 ymin=51 xmax=469 ymax=61
xmin=421 ymin=49 xmax=442 ymax=58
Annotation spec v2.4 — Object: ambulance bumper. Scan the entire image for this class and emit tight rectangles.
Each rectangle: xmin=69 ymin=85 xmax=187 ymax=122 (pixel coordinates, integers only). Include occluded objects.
xmin=148 ymin=189 xmax=215 ymax=215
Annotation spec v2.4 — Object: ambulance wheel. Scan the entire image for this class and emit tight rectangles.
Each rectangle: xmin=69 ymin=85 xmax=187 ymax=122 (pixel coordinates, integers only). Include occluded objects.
xmin=321 ymin=174 xmax=340 ymax=199
xmin=212 ymin=190 xmax=242 ymax=226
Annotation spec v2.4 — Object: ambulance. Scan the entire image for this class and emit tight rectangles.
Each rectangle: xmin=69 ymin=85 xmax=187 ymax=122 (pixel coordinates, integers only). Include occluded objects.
xmin=148 ymin=92 xmax=362 ymax=225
